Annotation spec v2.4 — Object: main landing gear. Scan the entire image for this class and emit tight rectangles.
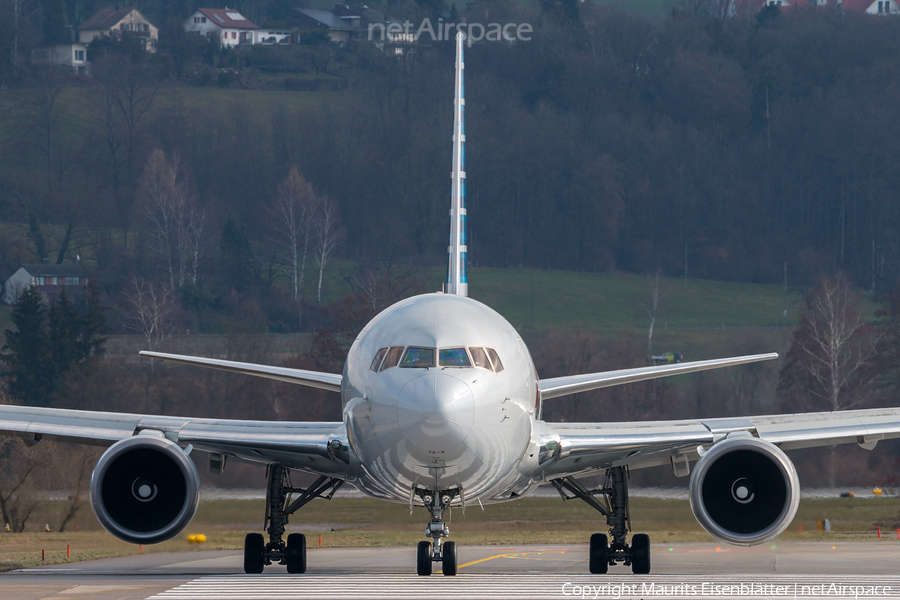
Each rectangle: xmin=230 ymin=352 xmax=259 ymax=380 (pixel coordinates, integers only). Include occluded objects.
xmin=415 ymin=488 xmax=459 ymax=576
xmin=243 ymin=465 xmax=344 ymax=574
xmin=551 ymin=466 xmax=651 ymax=575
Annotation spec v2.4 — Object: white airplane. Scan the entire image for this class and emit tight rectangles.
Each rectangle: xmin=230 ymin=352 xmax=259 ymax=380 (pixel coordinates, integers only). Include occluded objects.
xmin=3 ymin=33 xmax=900 ymax=578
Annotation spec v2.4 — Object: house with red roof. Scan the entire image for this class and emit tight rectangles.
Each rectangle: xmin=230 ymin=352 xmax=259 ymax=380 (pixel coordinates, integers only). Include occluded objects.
xmin=184 ymin=8 xmax=260 ymax=47
xmin=78 ymin=7 xmax=158 ymax=52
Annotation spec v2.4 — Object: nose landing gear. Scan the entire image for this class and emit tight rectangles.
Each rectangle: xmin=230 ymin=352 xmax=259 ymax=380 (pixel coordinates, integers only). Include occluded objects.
xmin=551 ymin=466 xmax=651 ymax=575
xmin=415 ymin=488 xmax=459 ymax=576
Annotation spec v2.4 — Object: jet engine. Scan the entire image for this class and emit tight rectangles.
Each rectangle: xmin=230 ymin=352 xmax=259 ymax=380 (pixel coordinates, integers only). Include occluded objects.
xmin=689 ymin=436 xmax=799 ymax=546
xmin=90 ymin=435 xmax=200 ymax=545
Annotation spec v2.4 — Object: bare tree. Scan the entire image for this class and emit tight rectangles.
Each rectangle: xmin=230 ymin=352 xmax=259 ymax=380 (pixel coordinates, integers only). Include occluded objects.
xmin=0 ymin=436 xmax=48 ymax=532
xmin=53 ymin=446 xmax=98 ymax=532
xmin=11 ymin=0 xmax=38 ymax=72
xmin=639 ymin=268 xmax=667 ymax=358
xmin=139 ymin=149 xmax=206 ymax=290
xmin=314 ymin=198 xmax=342 ymax=304
xmin=124 ymin=277 xmax=177 ymax=352
xmin=270 ymin=167 xmax=318 ymax=324
xmin=185 ymin=203 xmax=207 ymax=286
xmin=0 ymin=387 xmax=46 ymax=532
xmin=345 ymin=260 xmax=427 ymax=314
xmin=778 ymin=273 xmax=884 ymax=486
xmin=24 ymin=67 xmax=64 ymax=190
xmin=93 ymin=54 xmax=158 ymax=247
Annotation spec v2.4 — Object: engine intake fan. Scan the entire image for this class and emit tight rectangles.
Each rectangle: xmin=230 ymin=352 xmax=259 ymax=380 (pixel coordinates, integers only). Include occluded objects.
xmin=689 ymin=436 xmax=799 ymax=546
xmin=90 ymin=435 xmax=199 ymax=545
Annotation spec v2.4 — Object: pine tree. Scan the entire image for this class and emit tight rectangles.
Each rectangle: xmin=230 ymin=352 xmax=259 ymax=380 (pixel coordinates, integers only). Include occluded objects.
xmin=1 ymin=287 xmax=52 ymax=404
xmin=48 ymin=288 xmax=81 ymax=380
xmin=80 ymin=279 xmax=109 ymax=360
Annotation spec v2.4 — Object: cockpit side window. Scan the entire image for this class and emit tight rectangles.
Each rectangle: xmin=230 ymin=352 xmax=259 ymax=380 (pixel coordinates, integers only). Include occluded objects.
xmin=401 ymin=347 xmax=435 ymax=368
xmin=380 ymin=346 xmax=405 ymax=371
xmin=486 ymin=348 xmax=504 ymax=373
xmin=439 ymin=348 xmax=471 ymax=367
xmin=468 ymin=347 xmax=491 ymax=370
xmin=369 ymin=347 xmax=388 ymax=373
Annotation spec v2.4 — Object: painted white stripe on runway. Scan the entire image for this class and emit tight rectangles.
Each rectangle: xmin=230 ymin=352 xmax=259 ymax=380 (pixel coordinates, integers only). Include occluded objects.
xmin=148 ymin=574 xmax=900 ymax=600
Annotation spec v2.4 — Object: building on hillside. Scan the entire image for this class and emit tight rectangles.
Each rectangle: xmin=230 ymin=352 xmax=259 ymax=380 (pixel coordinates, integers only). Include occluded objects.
xmin=292 ymin=4 xmax=405 ymax=46
xmin=821 ymin=0 xmax=900 ymax=13
xmin=3 ymin=264 xmax=89 ymax=305
xmin=30 ymin=43 xmax=89 ymax=74
xmin=720 ymin=0 xmax=898 ymax=16
xmin=78 ymin=7 xmax=159 ymax=52
xmin=291 ymin=8 xmax=359 ymax=44
xmin=184 ymin=8 xmax=260 ymax=46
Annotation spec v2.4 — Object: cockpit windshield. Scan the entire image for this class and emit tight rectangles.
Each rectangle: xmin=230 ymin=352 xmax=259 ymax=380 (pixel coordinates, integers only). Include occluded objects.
xmin=439 ymin=348 xmax=471 ymax=367
xmin=371 ymin=346 xmax=502 ymax=373
xmin=401 ymin=347 xmax=435 ymax=368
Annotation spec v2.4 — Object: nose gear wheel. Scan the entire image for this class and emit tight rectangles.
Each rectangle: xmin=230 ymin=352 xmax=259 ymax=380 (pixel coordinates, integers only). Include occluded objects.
xmin=414 ymin=487 xmax=460 ymax=576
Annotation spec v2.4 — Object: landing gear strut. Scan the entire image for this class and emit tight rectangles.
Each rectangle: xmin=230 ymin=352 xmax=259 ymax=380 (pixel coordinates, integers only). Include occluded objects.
xmin=415 ymin=488 xmax=459 ymax=576
xmin=243 ymin=464 xmax=344 ymax=574
xmin=551 ymin=466 xmax=650 ymax=575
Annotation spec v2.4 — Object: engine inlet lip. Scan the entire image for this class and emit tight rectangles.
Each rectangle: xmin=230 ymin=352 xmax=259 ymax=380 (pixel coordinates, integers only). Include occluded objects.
xmin=689 ymin=436 xmax=800 ymax=547
xmin=90 ymin=435 xmax=199 ymax=545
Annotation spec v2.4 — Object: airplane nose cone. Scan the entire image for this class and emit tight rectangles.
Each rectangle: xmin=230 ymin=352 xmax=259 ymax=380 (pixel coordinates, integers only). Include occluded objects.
xmin=397 ymin=373 xmax=475 ymax=451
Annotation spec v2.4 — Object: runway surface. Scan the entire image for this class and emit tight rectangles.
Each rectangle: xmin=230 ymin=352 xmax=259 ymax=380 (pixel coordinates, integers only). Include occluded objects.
xmin=4 ymin=542 xmax=900 ymax=600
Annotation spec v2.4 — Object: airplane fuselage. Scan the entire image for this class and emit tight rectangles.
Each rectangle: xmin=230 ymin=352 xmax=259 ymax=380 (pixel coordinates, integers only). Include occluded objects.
xmin=342 ymin=293 xmax=545 ymax=505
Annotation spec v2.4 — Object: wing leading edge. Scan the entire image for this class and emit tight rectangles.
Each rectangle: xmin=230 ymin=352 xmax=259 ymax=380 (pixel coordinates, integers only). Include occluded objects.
xmin=0 ymin=404 xmax=353 ymax=478
xmin=139 ymin=351 xmax=343 ymax=392
xmin=534 ymin=407 xmax=900 ymax=481
xmin=538 ymin=353 xmax=778 ymax=400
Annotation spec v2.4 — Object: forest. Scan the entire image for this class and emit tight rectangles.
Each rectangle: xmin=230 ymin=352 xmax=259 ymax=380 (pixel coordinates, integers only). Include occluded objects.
xmin=1 ymin=1 xmax=900 ymax=315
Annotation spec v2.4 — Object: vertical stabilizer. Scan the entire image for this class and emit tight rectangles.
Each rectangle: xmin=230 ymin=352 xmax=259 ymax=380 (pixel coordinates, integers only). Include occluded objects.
xmin=447 ymin=32 xmax=468 ymax=296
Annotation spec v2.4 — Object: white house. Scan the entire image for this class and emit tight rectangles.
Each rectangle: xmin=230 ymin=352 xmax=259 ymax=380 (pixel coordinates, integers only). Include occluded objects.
xmin=721 ymin=0 xmax=899 ymax=15
xmin=184 ymin=8 xmax=259 ymax=47
xmin=3 ymin=264 xmax=89 ymax=305
xmin=861 ymin=0 xmax=900 ymax=14
xmin=809 ymin=0 xmax=900 ymax=12
xmin=30 ymin=43 xmax=89 ymax=74
xmin=78 ymin=7 xmax=159 ymax=52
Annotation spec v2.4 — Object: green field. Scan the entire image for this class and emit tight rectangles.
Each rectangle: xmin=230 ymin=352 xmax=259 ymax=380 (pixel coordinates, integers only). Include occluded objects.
xmin=312 ymin=260 xmax=814 ymax=332
xmin=2 ymin=496 xmax=898 ymax=571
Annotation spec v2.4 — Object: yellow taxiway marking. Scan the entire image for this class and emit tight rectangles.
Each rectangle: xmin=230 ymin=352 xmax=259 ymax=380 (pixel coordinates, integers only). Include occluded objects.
xmin=451 ymin=549 xmax=571 ymax=571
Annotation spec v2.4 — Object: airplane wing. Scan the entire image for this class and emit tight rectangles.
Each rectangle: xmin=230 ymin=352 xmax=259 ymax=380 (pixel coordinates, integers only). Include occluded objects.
xmin=139 ymin=351 xmax=343 ymax=393
xmin=0 ymin=404 xmax=354 ymax=478
xmin=538 ymin=353 xmax=778 ymax=400
xmin=534 ymin=407 xmax=900 ymax=480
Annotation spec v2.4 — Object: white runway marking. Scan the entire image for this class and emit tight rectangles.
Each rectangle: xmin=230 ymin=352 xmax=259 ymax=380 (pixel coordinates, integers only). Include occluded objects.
xmin=148 ymin=574 xmax=900 ymax=600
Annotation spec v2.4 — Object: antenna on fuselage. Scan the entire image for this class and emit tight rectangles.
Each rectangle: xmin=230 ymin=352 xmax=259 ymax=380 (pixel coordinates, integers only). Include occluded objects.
xmin=446 ymin=31 xmax=467 ymax=297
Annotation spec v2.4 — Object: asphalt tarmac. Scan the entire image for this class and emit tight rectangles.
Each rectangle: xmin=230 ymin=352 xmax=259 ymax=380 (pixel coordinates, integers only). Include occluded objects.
xmin=4 ymin=542 xmax=900 ymax=599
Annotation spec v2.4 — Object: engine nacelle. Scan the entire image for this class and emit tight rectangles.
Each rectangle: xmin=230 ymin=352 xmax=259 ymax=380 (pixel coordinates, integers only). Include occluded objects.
xmin=90 ymin=435 xmax=200 ymax=545
xmin=689 ymin=436 xmax=799 ymax=546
